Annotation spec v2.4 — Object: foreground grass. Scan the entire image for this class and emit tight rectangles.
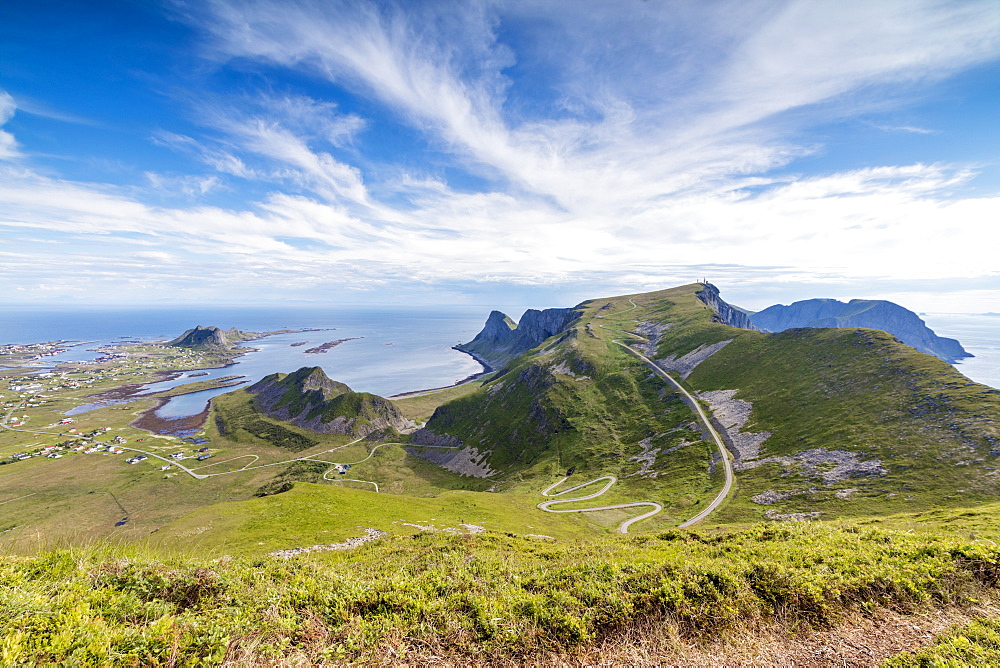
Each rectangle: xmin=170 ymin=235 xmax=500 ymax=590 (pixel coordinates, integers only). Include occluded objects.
xmin=3 ymin=521 xmax=999 ymax=665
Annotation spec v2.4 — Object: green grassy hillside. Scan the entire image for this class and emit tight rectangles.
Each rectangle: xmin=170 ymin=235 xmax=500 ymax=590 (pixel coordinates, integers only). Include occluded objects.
xmin=417 ymin=282 xmax=1000 ymax=529
xmin=3 ymin=520 xmax=998 ymax=665
xmin=4 ymin=283 xmax=1000 ymax=663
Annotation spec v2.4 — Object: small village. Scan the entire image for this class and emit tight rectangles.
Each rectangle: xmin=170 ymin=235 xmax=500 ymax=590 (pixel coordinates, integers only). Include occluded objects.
xmin=2 ymin=412 xmax=217 ymax=470
xmin=0 ymin=341 xmax=223 ymax=475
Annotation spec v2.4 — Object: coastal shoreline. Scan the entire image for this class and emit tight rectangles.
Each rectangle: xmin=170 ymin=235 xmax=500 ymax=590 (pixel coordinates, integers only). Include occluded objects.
xmin=131 ymin=399 xmax=211 ymax=436
xmin=388 ymin=348 xmax=494 ymax=399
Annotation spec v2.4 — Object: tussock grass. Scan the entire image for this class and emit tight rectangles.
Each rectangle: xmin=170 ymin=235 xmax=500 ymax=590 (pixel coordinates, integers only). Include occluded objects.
xmin=885 ymin=615 xmax=1000 ymax=666
xmin=3 ymin=522 xmax=999 ymax=665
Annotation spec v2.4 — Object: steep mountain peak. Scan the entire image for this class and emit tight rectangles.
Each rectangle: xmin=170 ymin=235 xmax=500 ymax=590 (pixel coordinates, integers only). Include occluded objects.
xmin=280 ymin=366 xmax=351 ymax=400
xmin=247 ymin=366 xmax=409 ymax=438
xmin=456 ymin=306 xmax=581 ymax=371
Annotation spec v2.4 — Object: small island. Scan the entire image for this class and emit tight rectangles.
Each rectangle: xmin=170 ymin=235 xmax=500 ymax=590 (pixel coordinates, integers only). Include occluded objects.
xmin=303 ymin=338 xmax=361 ymax=354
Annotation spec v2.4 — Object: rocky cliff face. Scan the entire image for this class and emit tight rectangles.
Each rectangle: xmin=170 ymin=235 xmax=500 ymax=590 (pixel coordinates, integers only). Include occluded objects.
xmin=248 ymin=366 xmax=411 ymax=437
xmin=168 ymin=326 xmax=252 ymax=348
xmin=456 ymin=306 xmax=581 ymax=370
xmin=695 ymin=283 xmax=760 ymax=331
xmin=749 ymin=298 xmax=971 ymax=363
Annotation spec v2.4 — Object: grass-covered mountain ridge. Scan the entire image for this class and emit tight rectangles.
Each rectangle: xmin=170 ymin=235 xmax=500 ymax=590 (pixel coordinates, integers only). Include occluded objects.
xmin=5 ymin=283 xmax=1000 ymax=664
xmin=423 ymin=282 xmax=1000 ymax=523
xmin=247 ymin=366 xmax=413 ymax=438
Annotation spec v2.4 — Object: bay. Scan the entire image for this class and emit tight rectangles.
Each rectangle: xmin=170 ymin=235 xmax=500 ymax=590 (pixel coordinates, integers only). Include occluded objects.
xmin=3 ymin=307 xmax=997 ymax=423
xmin=1 ymin=306 xmax=505 ymax=418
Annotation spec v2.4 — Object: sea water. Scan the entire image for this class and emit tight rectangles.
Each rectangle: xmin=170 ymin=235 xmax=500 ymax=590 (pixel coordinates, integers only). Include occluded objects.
xmin=1 ymin=306 xmax=507 ymax=418
xmin=921 ymin=313 xmax=1000 ymax=390
xmin=2 ymin=307 xmax=998 ymax=422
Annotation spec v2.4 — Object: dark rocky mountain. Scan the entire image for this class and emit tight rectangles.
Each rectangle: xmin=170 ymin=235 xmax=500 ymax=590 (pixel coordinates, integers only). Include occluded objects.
xmin=168 ymin=326 xmax=254 ymax=349
xmin=696 ymin=283 xmax=761 ymax=331
xmin=456 ymin=306 xmax=581 ymax=370
xmin=749 ymin=298 xmax=971 ymax=363
xmin=247 ymin=366 xmax=411 ymax=437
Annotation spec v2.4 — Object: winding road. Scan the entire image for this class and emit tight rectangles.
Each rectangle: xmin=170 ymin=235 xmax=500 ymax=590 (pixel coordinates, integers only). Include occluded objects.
xmin=537 ymin=476 xmax=663 ymax=534
xmin=537 ymin=297 xmax=734 ymax=530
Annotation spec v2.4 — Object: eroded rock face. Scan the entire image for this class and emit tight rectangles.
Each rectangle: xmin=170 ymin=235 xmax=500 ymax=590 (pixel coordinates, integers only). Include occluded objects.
xmin=657 ymin=339 xmax=733 ymax=379
xmin=749 ymin=298 xmax=971 ymax=363
xmin=407 ymin=429 xmax=495 ymax=477
xmin=457 ymin=307 xmax=581 ymax=370
xmin=695 ymin=283 xmax=760 ymax=331
xmin=697 ymin=389 xmax=772 ymax=466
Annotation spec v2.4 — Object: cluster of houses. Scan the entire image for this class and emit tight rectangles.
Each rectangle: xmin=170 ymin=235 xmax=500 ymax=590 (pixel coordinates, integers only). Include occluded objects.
xmin=0 ymin=341 xmax=71 ymax=363
xmin=169 ymin=448 xmax=213 ymax=461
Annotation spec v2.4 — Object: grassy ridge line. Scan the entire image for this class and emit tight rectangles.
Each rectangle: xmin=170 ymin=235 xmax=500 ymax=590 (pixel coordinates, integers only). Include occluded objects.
xmin=688 ymin=325 xmax=1000 ymax=522
xmin=149 ymin=482 xmax=594 ymax=555
xmin=423 ymin=288 xmax=723 ymax=526
xmin=2 ymin=522 xmax=999 ymax=665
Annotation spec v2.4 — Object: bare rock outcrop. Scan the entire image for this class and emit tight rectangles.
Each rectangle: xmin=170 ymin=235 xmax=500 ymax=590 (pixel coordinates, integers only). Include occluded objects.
xmin=697 ymin=389 xmax=772 ymax=467
xmin=695 ymin=283 xmax=760 ymax=331
xmin=658 ymin=339 xmax=733 ymax=379
xmin=270 ymin=528 xmax=387 ymax=558
xmin=407 ymin=428 xmax=495 ymax=478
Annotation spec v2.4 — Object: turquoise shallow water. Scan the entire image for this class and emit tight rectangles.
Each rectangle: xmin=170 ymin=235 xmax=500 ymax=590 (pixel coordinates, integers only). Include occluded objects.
xmin=1 ymin=306 xmax=501 ymax=418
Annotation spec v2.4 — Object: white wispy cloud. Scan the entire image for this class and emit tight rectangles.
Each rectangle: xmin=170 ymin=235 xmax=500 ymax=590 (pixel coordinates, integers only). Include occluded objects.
xmin=0 ymin=91 xmax=21 ymax=160
xmin=1 ymin=2 xmax=999 ymax=308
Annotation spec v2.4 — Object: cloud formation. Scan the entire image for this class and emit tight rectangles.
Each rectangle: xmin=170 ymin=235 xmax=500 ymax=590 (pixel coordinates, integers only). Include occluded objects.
xmin=0 ymin=0 xmax=998 ymax=308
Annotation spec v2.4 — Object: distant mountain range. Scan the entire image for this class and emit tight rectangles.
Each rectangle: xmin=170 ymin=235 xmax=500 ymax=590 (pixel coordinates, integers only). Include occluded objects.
xmin=748 ymin=298 xmax=971 ymax=363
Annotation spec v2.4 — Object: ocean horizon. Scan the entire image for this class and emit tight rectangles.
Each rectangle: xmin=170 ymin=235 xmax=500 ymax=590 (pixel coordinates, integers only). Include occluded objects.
xmin=2 ymin=307 xmax=997 ymax=421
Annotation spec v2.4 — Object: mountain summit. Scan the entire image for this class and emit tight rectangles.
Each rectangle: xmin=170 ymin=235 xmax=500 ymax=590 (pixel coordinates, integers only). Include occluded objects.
xmin=455 ymin=306 xmax=581 ymax=370
xmin=749 ymin=298 xmax=971 ymax=363
xmin=167 ymin=325 xmax=254 ymax=349
xmin=248 ymin=366 xmax=411 ymax=437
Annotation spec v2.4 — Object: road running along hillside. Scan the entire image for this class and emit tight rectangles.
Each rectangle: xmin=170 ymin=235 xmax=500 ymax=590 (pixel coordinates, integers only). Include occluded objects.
xmin=595 ymin=298 xmax=735 ymax=527
xmin=537 ymin=476 xmax=663 ymax=534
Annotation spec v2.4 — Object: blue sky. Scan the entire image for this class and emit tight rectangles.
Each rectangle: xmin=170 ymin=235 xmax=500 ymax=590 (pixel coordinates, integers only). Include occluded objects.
xmin=1 ymin=0 xmax=998 ymax=312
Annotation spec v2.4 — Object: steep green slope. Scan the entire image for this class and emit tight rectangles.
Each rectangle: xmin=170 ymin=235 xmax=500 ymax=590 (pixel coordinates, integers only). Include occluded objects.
xmin=687 ymin=326 xmax=1000 ymax=522
xmin=422 ymin=285 xmax=734 ymax=527
xmin=424 ymin=282 xmax=1000 ymax=526
xmin=247 ymin=366 xmax=412 ymax=437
